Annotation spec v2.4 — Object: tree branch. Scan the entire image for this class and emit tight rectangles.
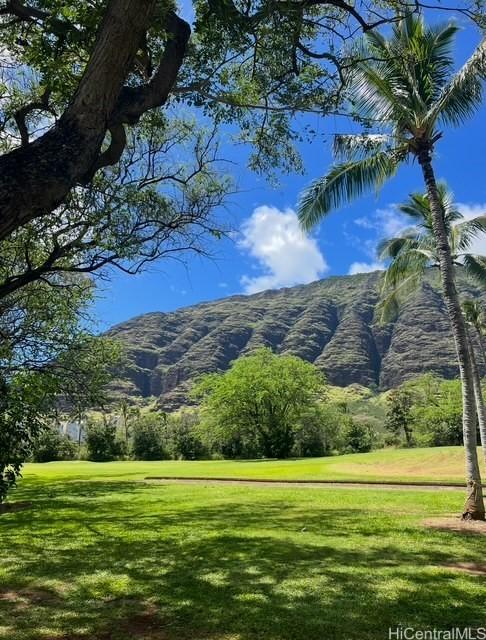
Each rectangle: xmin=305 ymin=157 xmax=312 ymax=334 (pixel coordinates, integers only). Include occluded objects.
xmin=0 ymin=0 xmax=164 ymax=241
xmin=13 ymin=88 xmax=56 ymax=146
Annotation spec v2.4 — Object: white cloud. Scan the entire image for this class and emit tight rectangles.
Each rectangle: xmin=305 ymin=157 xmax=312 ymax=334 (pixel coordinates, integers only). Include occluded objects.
xmin=348 ymin=201 xmax=486 ymax=275
xmin=355 ymin=206 xmax=410 ymax=239
xmin=239 ymin=205 xmax=328 ymax=294
xmin=457 ymin=203 xmax=486 ymax=220
xmin=348 ymin=261 xmax=384 ymax=275
xmin=457 ymin=203 xmax=486 ymax=257
xmin=345 ymin=205 xmax=411 ymax=272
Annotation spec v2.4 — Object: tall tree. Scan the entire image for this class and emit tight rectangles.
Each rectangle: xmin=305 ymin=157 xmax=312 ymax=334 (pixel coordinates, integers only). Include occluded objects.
xmin=377 ymin=185 xmax=486 ymax=462
xmin=0 ymin=118 xmax=230 ymax=300
xmin=0 ymin=1 xmax=482 ymax=240
xmin=462 ymin=299 xmax=486 ymax=366
xmin=0 ymin=267 xmax=121 ymax=503
xmin=298 ymin=14 xmax=486 ymax=519
xmin=193 ymin=348 xmax=326 ymax=459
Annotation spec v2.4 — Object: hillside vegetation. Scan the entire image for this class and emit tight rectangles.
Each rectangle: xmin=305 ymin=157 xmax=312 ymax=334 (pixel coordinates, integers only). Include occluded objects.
xmin=108 ymin=270 xmax=486 ymax=409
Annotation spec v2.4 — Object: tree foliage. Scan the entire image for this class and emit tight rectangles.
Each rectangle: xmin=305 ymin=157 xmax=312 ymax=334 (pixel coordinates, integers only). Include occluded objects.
xmin=193 ymin=348 xmax=327 ymax=458
xmin=378 ymin=184 xmax=486 ymax=321
xmin=387 ymin=374 xmax=466 ymax=448
xmin=131 ymin=413 xmax=167 ymax=461
xmin=164 ymin=410 xmax=207 ymax=460
xmin=85 ymin=418 xmax=121 ymax=462
xmin=0 ymin=275 xmax=121 ymax=502
xmin=1 ymin=0 xmax=480 ymax=241
xmin=296 ymin=11 xmax=486 ymax=518
xmin=31 ymin=426 xmax=77 ymax=463
xmin=298 ymin=15 xmax=486 ymax=230
xmin=385 ymin=388 xmax=414 ymax=447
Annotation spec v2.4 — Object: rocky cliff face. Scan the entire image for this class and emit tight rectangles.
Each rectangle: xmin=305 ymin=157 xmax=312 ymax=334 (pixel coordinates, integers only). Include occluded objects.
xmin=107 ymin=270 xmax=485 ymax=408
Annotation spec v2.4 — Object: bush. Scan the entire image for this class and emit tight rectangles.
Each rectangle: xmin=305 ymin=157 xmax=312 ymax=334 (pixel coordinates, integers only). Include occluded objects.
xmin=342 ymin=419 xmax=377 ymax=453
xmin=32 ymin=427 xmax=77 ymax=462
xmin=164 ymin=410 xmax=207 ymax=460
xmin=403 ymin=375 xmax=463 ymax=447
xmin=85 ymin=419 xmax=120 ymax=462
xmin=413 ymin=405 xmax=463 ymax=446
xmin=293 ymin=405 xmax=342 ymax=457
xmin=131 ymin=413 xmax=166 ymax=460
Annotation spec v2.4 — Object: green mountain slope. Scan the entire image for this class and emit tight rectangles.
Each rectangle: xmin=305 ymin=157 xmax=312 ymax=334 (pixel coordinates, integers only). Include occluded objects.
xmin=107 ymin=270 xmax=485 ymax=408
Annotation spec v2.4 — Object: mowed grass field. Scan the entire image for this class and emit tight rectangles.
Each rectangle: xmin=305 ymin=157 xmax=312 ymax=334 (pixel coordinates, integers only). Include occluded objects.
xmin=0 ymin=448 xmax=485 ymax=640
xmin=21 ymin=446 xmax=486 ymax=485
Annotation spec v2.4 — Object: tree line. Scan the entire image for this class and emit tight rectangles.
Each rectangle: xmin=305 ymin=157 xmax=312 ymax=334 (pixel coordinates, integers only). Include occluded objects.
xmin=32 ymin=349 xmax=381 ymax=462
xmin=31 ymin=349 xmax=477 ymax=464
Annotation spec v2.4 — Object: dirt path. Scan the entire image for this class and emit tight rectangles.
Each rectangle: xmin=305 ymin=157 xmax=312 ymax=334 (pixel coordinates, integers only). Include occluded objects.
xmin=144 ymin=477 xmax=465 ymax=491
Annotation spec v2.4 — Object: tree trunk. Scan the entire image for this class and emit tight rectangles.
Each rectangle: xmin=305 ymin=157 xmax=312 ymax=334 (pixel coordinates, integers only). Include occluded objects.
xmin=475 ymin=325 xmax=486 ymax=369
xmin=0 ymin=0 xmax=189 ymax=241
xmin=468 ymin=332 xmax=486 ymax=462
xmin=404 ymin=426 xmax=414 ymax=448
xmin=419 ymin=152 xmax=485 ymax=520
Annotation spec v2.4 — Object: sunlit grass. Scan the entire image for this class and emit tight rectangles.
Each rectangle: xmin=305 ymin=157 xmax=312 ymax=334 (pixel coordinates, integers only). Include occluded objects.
xmin=21 ymin=446 xmax=484 ymax=486
xmin=0 ymin=457 xmax=485 ymax=639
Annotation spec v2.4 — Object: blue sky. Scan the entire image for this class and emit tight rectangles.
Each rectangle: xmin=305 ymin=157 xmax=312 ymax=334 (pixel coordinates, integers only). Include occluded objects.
xmin=94 ymin=14 xmax=486 ymax=329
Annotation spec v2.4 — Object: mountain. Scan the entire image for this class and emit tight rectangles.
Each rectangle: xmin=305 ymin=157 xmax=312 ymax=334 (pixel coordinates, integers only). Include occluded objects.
xmin=107 ymin=270 xmax=485 ymax=409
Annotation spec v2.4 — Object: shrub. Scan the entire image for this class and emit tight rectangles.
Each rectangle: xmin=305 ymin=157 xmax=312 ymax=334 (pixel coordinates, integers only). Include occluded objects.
xmin=32 ymin=427 xmax=77 ymax=462
xmin=293 ymin=405 xmax=343 ymax=457
xmin=131 ymin=413 xmax=166 ymax=460
xmin=342 ymin=419 xmax=377 ymax=453
xmin=402 ymin=374 xmax=463 ymax=447
xmin=164 ymin=410 xmax=206 ymax=460
xmin=85 ymin=419 xmax=120 ymax=462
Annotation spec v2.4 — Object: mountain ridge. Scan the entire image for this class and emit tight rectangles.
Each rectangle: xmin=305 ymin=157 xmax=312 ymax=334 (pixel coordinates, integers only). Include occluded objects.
xmin=107 ymin=270 xmax=485 ymax=408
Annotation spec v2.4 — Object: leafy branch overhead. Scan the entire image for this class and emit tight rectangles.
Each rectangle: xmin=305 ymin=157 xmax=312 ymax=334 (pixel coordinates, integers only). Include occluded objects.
xmin=1 ymin=0 xmax=479 ymax=241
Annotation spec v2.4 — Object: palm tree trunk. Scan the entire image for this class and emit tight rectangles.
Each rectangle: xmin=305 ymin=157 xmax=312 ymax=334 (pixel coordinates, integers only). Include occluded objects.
xmin=475 ymin=325 xmax=486 ymax=370
xmin=467 ymin=332 xmax=486 ymax=462
xmin=419 ymin=151 xmax=485 ymax=520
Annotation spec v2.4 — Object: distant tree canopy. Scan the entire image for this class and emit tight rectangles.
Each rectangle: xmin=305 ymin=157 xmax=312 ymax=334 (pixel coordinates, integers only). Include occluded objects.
xmin=131 ymin=413 xmax=168 ymax=461
xmin=385 ymin=388 xmax=414 ymax=447
xmin=193 ymin=348 xmax=327 ymax=458
xmin=384 ymin=374 xmax=466 ymax=448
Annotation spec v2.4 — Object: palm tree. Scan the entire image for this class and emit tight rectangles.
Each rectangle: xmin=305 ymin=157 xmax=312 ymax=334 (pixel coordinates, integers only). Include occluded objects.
xmin=463 ymin=299 xmax=486 ymax=366
xmin=378 ymin=185 xmax=486 ymax=463
xmin=298 ymin=14 xmax=486 ymax=519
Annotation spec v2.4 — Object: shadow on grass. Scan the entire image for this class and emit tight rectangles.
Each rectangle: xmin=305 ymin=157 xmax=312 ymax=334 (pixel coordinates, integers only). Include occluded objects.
xmin=0 ymin=480 xmax=484 ymax=640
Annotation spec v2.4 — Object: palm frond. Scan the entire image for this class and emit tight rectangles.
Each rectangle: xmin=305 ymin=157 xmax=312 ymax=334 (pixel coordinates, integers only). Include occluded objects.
xmin=462 ymin=298 xmax=482 ymax=324
xmin=427 ymin=38 xmax=486 ymax=127
xmin=298 ymin=152 xmax=400 ymax=231
xmin=453 ymin=216 xmax=486 ymax=252
xmin=398 ymin=192 xmax=433 ymax=223
xmin=398 ymin=183 xmax=460 ymax=233
xmin=377 ymin=234 xmax=418 ymax=260
xmin=351 ymin=64 xmax=411 ymax=125
xmin=414 ymin=22 xmax=459 ymax=105
xmin=333 ymin=134 xmax=391 ymax=161
xmin=383 ymin=247 xmax=430 ymax=290
xmin=463 ymin=254 xmax=486 ymax=288
xmin=377 ymin=272 xmax=424 ymax=323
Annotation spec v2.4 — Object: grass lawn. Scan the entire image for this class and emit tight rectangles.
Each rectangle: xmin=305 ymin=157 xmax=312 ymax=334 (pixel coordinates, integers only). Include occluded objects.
xmin=1 ymin=453 xmax=485 ymax=639
xmin=21 ymin=446 xmax=486 ymax=485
